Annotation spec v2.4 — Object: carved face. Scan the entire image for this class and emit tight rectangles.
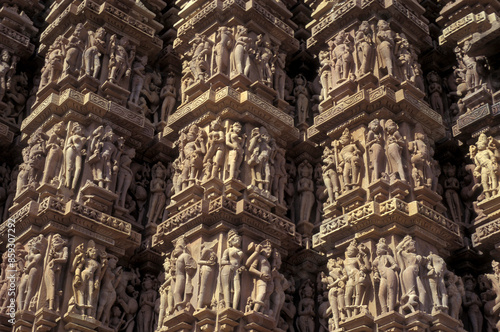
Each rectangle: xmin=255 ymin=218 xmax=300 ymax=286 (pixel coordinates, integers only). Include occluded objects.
xmin=261 ymin=245 xmax=272 ymax=258
xmin=1 ymin=50 xmax=10 ymax=63
xmin=229 ymin=234 xmax=241 ymax=248
xmin=359 ymin=21 xmax=370 ymax=33
xmin=368 ymin=119 xmax=379 ymax=132
xmin=88 ymin=247 xmax=98 ymax=259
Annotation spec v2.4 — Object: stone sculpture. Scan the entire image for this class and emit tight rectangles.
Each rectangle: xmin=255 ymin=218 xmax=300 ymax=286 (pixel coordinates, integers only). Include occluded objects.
xmin=172 ymin=237 xmax=197 ymax=312
xmin=385 ymin=119 xmax=406 ymax=182
xmin=129 ymin=55 xmax=148 ymax=105
xmin=270 ymin=250 xmax=288 ymax=322
xmin=462 ymin=275 xmax=483 ymax=332
xmin=427 ymin=71 xmax=444 ymax=114
xmin=41 ymin=122 xmax=66 ymax=186
xmin=426 ymin=251 xmax=448 ymax=313
xmin=408 ymin=124 xmax=434 ymax=188
xmin=158 ymin=257 xmax=174 ymax=325
xmin=454 ymin=40 xmax=489 ymax=94
xmin=297 ymin=280 xmax=315 ymax=332
xmin=376 ymin=20 xmax=396 ymax=77
xmin=232 ymin=26 xmax=252 ymax=76
xmin=366 ymin=119 xmax=385 ymax=182
xmin=203 ymin=117 xmax=225 ymax=181
xmin=44 ymin=234 xmax=68 ymax=311
xmin=294 ymin=75 xmax=309 ymax=124
xmin=226 ymin=122 xmax=246 ymax=180
xmin=146 ymin=162 xmax=167 ymax=225
xmin=40 ymin=36 xmax=65 ymax=89
xmin=68 ymin=240 xmax=106 ymax=317
xmin=197 ymin=241 xmax=217 ymax=309
xmin=472 ymin=134 xmax=499 ymax=199
xmin=329 ymin=30 xmax=354 ymax=84
xmin=395 ymin=33 xmax=413 ymax=82
xmin=355 ymin=21 xmax=374 ymax=77
xmin=88 ymin=125 xmax=121 ymax=190
xmin=396 ymin=235 xmax=425 ymax=313
xmin=322 ymin=142 xmax=340 ymax=204
xmin=27 ymin=130 xmax=48 ymax=190
xmin=373 ymin=238 xmax=399 ymax=314
xmin=0 ymin=50 xmax=16 ymax=102
xmin=255 ymin=34 xmax=274 ymax=86
xmin=444 ymin=270 xmax=464 ymax=320
xmin=137 ymin=275 xmax=157 ymax=332
xmin=478 ymin=273 xmax=498 ymax=332
xmin=108 ymin=35 xmax=135 ymax=85
xmin=116 ymin=147 xmax=136 ymax=208
xmin=442 ymin=162 xmax=463 ymax=223
xmin=160 ymin=73 xmax=176 ymax=122
xmin=343 ymin=240 xmax=371 ymax=317
xmin=246 ymin=240 xmax=273 ymax=313
xmin=273 ymin=49 xmax=287 ymax=100
xmin=298 ymin=160 xmax=315 ymax=223
xmin=97 ymin=254 xmax=122 ymax=325
xmin=248 ymin=127 xmax=274 ymax=191
xmin=220 ymin=229 xmax=244 ymax=310
xmin=188 ymin=33 xmax=212 ymax=82
xmin=117 ymin=285 xmax=139 ymax=332
xmin=83 ymin=27 xmax=107 ymax=79
xmin=272 ymin=147 xmax=287 ymax=205
xmin=17 ymin=235 xmax=45 ymax=311
xmin=64 ymin=123 xmax=87 ymax=191
xmin=318 ymin=50 xmax=331 ymax=101
xmin=214 ymin=26 xmax=233 ymax=75
xmin=324 ymin=257 xmax=346 ymax=330
xmin=178 ymin=125 xmax=207 ymax=189
xmin=281 ymin=278 xmax=296 ymax=332
xmin=62 ymin=23 xmax=85 ymax=77
xmin=337 ymin=128 xmax=362 ymax=192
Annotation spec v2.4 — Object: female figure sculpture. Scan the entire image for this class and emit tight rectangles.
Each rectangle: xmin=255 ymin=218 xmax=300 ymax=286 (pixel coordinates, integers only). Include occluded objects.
xmin=40 ymin=36 xmax=65 ymax=89
xmin=158 ymin=257 xmax=174 ymax=326
xmin=97 ymin=255 xmax=122 ymax=325
xmin=376 ymin=20 xmax=396 ymax=77
xmin=324 ymin=257 xmax=346 ymax=329
xmin=63 ymin=23 xmax=85 ymax=76
xmin=41 ymin=122 xmax=66 ymax=185
xmin=297 ymin=280 xmax=315 ymax=332
xmin=385 ymin=119 xmax=406 ymax=182
xmin=44 ymin=234 xmax=68 ymax=311
xmin=294 ymin=75 xmax=309 ymax=124
xmin=396 ymin=235 xmax=426 ymax=312
xmin=373 ymin=238 xmax=399 ymax=313
xmin=83 ymin=27 xmax=107 ymax=79
xmin=355 ymin=21 xmax=374 ymax=77
xmin=297 ymin=160 xmax=315 ymax=223
xmin=146 ymin=162 xmax=167 ymax=225
xmin=343 ymin=240 xmax=371 ymax=317
xmin=64 ymin=123 xmax=87 ymax=190
xmin=116 ymin=147 xmax=136 ymax=208
xmin=220 ymin=230 xmax=244 ymax=310
xmin=129 ymin=55 xmax=148 ymax=105
xmin=248 ymin=127 xmax=274 ymax=191
xmin=366 ymin=119 xmax=384 ymax=182
xmin=214 ymin=26 xmax=233 ymax=75
xmin=226 ymin=122 xmax=246 ymax=180
xmin=203 ymin=118 xmax=225 ymax=180
xmin=232 ymin=26 xmax=252 ymax=77
xmin=17 ymin=235 xmax=45 ymax=311
xmin=197 ymin=242 xmax=218 ymax=309
xmin=160 ymin=73 xmax=177 ymax=122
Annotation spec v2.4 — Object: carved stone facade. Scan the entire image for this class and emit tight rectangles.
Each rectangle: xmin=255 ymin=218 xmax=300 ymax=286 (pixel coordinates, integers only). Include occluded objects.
xmin=0 ymin=0 xmax=499 ymax=331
